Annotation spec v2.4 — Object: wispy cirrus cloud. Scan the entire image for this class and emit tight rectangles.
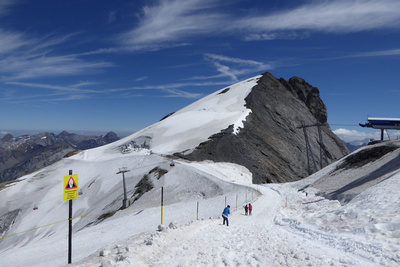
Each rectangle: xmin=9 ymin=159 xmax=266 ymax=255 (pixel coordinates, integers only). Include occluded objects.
xmin=315 ymin=47 xmax=400 ymax=61
xmin=0 ymin=33 xmax=113 ymax=81
xmin=0 ymin=1 xmax=113 ymax=81
xmin=76 ymin=43 xmax=191 ymax=56
xmin=9 ymin=0 xmax=395 ymax=83
xmin=3 ymin=0 xmax=400 ymax=85
xmin=0 ymin=30 xmax=31 ymax=55
xmin=1 ymin=53 xmax=113 ymax=81
xmin=2 ymin=81 xmax=99 ymax=104
xmin=234 ymin=0 xmax=400 ymax=34
xmin=244 ymin=32 xmax=310 ymax=41
xmin=120 ymin=0 xmax=226 ymax=45
xmin=351 ymin=48 xmax=400 ymax=57
xmin=119 ymin=0 xmax=400 ymax=47
xmin=0 ymin=0 xmax=18 ymax=16
xmin=135 ymin=76 xmax=148 ymax=82
xmin=201 ymin=54 xmax=273 ymax=82
xmin=3 ymin=79 xmax=219 ymax=104
xmin=7 ymin=81 xmax=99 ymax=93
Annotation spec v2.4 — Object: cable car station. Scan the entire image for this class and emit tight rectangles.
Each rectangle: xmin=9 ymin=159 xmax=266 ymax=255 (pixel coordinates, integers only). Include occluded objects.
xmin=360 ymin=117 xmax=400 ymax=140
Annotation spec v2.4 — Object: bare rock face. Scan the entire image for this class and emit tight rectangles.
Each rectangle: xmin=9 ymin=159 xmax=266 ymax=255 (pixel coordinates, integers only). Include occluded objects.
xmin=178 ymin=72 xmax=349 ymax=184
xmin=279 ymin=76 xmax=328 ymax=123
xmin=1 ymin=134 xmax=14 ymax=143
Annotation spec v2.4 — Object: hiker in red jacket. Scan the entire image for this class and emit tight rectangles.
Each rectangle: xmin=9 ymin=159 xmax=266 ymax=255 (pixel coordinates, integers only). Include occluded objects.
xmin=248 ymin=203 xmax=252 ymax=216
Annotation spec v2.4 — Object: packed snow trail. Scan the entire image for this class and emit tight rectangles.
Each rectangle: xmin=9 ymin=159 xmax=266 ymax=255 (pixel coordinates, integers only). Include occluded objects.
xmin=73 ymin=186 xmax=378 ymax=267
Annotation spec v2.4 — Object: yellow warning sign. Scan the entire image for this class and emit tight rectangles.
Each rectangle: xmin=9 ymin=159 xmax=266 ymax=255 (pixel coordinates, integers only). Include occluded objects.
xmin=64 ymin=174 xmax=79 ymax=201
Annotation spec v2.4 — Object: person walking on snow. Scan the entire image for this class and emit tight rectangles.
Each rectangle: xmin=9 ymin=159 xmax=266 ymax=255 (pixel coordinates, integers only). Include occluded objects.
xmin=244 ymin=204 xmax=248 ymax=215
xmin=248 ymin=203 xmax=253 ymax=216
xmin=222 ymin=205 xmax=230 ymax=226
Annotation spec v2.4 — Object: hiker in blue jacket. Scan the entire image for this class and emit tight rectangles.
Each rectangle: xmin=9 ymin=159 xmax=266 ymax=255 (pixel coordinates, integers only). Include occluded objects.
xmin=222 ymin=205 xmax=230 ymax=226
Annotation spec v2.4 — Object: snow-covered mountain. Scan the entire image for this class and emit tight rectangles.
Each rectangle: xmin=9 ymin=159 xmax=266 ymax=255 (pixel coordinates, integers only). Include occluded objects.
xmin=90 ymin=72 xmax=348 ymax=184
xmin=2 ymin=72 xmax=399 ymax=266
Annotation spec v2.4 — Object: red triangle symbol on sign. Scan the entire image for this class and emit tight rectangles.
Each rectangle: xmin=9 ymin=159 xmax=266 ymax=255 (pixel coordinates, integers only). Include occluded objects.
xmin=66 ymin=177 xmax=77 ymax=189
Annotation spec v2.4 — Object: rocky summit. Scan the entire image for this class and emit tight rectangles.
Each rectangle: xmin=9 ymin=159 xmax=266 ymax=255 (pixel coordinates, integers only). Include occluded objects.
xmin=177 ymin=72 xmax=349 ymax=183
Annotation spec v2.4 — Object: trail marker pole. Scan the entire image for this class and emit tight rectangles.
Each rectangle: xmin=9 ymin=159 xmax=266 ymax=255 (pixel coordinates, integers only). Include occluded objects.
xmin=161 ymin=187 xmax=164 ymax=225
xmin=197 ymin=202 xmax=199 ymax=220
xmin=236 ymin=195 xmax=238 ymax=209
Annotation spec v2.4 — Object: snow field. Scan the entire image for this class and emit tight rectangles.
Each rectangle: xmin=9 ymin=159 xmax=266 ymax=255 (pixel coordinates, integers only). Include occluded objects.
xmin=3 ymin=156 xmax=400 ymax=266
xmin=273 ymin=182 xmax=400 ymax=266
xmin=72 ymin=186 xmax=380 ymax=267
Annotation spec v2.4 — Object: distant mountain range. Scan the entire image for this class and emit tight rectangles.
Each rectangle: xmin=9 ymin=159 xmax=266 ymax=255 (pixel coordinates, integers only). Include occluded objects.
xmin=343 ymin=138 xmax=370 ymax=152
xmin=0 ymin=131 xmax=119 ymax=183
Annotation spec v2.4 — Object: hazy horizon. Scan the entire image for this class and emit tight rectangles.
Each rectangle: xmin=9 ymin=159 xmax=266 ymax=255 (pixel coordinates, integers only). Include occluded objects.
xmin=0 ymin=129 xmax=134 ymax=139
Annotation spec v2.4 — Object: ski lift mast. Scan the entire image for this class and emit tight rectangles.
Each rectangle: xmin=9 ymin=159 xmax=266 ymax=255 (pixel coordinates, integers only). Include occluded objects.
xmin=297 ymin=122 xmax=327 ymax=174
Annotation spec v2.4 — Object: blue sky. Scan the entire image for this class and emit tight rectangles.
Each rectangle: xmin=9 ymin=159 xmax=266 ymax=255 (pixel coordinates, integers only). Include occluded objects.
xmin=1 ymin=0 xmax=400 ymax=141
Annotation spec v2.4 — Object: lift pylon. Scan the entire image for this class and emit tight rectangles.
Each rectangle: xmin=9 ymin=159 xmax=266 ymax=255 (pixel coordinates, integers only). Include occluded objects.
xmin=297 ymin=122 xmax=327 ymax=174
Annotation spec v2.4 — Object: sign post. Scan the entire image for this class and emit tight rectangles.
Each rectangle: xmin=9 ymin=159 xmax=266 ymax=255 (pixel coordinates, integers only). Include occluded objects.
xmin=64 ymin=170 xmax=79 ymax=264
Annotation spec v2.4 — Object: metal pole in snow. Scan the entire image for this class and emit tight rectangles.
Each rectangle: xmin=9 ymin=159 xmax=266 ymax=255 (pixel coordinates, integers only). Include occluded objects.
xmin=197 ymin=202 xmax=199 ymax=220
xmin=122 ymin=172 xmax=127 ymax=207
xmin=68 ymin=170 xmax=73 ymax=264
xmin=161 ymin=187 xmax=164 ymax=225
xmin=236 ymin=195 xmax=238 ymax=209
xmin=116 ymin=167 xmax=130 ymax=209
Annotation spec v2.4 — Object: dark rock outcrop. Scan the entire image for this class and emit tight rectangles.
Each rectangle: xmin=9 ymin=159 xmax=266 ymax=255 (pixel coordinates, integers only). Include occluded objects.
xmin=177 ymin=72 xmax=349 ymax=184
xmin=1 ymin=134 xmax=14 ymax=143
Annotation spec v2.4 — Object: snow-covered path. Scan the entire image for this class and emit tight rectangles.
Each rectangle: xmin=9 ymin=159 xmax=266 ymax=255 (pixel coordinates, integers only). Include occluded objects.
xmin=74 ymin=186 xmax=379 ymax=267
xmin=133 ymin=186 xmax=280 ymax=266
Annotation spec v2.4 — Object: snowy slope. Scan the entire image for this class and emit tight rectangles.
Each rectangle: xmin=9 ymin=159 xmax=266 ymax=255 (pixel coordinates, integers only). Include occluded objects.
xmin=2 ymin=142 xmax=400 ymax=266
xmin=68 ymin=156 xmax=400 ymax=267
xmin=77 ymin=75 xmax=261 ymax=161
